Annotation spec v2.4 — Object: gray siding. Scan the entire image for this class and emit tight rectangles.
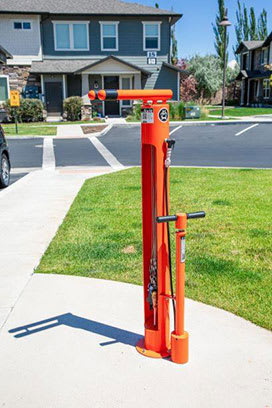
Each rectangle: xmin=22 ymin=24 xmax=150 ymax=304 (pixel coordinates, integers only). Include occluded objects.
xmin=42 ymin=16 xmax=170 ymax=58
xmin=154 ymin=64 xmax=178 ymax=100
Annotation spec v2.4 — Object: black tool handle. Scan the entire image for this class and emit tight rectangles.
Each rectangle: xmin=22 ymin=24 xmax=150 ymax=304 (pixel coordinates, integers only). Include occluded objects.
xmin=186 ymin=211 xmax=206 ymax=219
xmin=156 ymin=215 xmax=177 ymax=223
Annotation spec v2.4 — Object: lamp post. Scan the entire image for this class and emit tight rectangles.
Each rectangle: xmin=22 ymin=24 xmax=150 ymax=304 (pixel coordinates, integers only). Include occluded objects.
xmin=219 ymin=9 xmax=231 ymax=118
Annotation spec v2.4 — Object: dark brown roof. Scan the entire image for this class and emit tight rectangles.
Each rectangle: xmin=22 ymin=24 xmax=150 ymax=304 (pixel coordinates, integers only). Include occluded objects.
xmin=0 ymin=0 xmax=182 ymax=23
xmin=236 ymin=70 xmax=271 ymax=80
xmin=235 ymin=41 xmax=264 ymax=54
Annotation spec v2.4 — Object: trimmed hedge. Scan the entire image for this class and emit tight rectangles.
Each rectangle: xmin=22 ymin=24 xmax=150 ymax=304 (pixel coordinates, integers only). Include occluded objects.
xmin=4 ymin=98 xmax=43 ymax=122
xmin=63 ymin=96 xmax=83 ymax=121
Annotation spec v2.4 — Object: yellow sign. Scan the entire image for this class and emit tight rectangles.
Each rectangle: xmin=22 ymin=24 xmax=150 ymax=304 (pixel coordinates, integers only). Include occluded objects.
xmin=10 ymin=90 xmax=20 ymax=107
xmin=270 ymin=74 xmax=272 ymax=87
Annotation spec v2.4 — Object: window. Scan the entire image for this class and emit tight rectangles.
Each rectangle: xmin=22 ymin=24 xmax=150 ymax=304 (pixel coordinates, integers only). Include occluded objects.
xmin=242 ymin=52 xmax=248 ymax=70
xmin=143 ymin=22 xmax=161 ymax=51
xmin=121 ymin=77 xmax=132 ymax=107
xmin=100 ymin=22 xmax=119 ymax=51
xmin=13 ymin=21 xmax=32 ymax=30
xmin=263 ymin=79 xmax=270 ymax=99
xmin=261 ymin=48 xmax=268 ymax=65
xmin=0 ymin=76 xmax=9 ymax=102
xmin=53 ymin=22 xmax=89 ymax=51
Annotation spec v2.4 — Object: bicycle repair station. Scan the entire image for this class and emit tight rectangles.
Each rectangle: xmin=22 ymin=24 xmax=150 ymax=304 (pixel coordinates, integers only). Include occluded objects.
xmin=88 ymin=89 xmax=206 ymax=365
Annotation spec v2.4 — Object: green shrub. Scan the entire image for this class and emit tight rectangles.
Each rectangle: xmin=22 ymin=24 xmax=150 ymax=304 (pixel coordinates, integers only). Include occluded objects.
xmin=63 ymin=96 xmax=83 ymax=121
xmin=177 ymin=101 xmax=185 ymax=120
xmin=169 ymin=102 xmax=177 ymax=120
xmin=4 ymin=98 xmax=43 ymax=122
xmin=133 ymin=103 xmax=142 ymax=120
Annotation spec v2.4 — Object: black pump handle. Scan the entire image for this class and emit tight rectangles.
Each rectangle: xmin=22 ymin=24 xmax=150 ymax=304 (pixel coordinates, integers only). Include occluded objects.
xmin=187 ymin=211 xmax=206 ymax=219
xmin=156 ymin=211 xmax=205 ymax=223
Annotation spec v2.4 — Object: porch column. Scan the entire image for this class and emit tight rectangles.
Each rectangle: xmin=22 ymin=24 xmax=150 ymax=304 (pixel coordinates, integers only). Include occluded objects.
xmin=240 ymin=79 xmax=244 ymax=105
xmin=81 ymin=74 xmax=90 ymax=104
xmin=247 ymin=79 xmax=251 ymax=106
xmin=63 ymin=74 xmax=67 ymax=99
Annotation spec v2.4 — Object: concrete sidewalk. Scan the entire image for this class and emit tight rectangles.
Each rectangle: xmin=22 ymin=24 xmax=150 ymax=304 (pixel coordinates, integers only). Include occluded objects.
xmin=0 ymin=169 xmax=111 ymax=329
xmin=0 ymin=274 xmax=271 ymax=408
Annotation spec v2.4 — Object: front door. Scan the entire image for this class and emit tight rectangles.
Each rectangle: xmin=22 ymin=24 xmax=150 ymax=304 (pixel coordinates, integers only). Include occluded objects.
xmin=104 ymin=76 xmax=119 ymax=116
xmin=45 ymin=82 xmax=63 ymax=115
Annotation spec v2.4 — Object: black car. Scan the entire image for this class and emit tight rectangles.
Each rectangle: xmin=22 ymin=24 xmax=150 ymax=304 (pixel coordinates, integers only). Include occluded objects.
xmin=0 ymin=125 xmax=10 ymax=188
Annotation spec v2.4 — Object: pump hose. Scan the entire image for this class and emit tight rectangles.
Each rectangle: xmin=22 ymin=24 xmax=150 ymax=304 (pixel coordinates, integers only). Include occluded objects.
xmin=164 ymin=165 xmax=176 ymax=327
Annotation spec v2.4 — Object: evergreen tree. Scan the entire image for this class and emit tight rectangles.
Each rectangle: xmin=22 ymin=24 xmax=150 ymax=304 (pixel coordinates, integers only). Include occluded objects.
xmin=213 ymin=0 xmax=229 ymax=66
xmin=258 ymin=9 xmax=268 ymax=40
xmin=249 ymin=7 xmax=258 ymax=40
xmin=242 ymin=4 xmax=250 ymax=41
xmin=171 ymin=25 xmax=178 ymax=65
xmin=233 ymin=0 xmax=243 ymax=61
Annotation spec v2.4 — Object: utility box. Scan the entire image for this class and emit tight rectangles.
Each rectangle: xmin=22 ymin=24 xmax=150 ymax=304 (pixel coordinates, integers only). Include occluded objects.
xmin=184 ymin=106 xmax=201 ymax=119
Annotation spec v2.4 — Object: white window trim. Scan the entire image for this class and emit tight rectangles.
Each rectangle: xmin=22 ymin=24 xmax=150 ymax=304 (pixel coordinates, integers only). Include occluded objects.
xmin=261 ymin=48 xmax=268 ymax=66
xmin=100 ymin=22 xmax=119 ymax=51
xmin=120 ymin=75 xmax=133 ymax=107
xmin=0 ymin=75 xmax=10 ymax=102
xmin=263 ymin=79 xmax=270 ymax=99
xmin=142 ymin=21 xmax=161 ymax=52
xmin=53 ymin=21 xmax=90 ymax=51
xmin=12 ymin=20 xmax=32 ymax=31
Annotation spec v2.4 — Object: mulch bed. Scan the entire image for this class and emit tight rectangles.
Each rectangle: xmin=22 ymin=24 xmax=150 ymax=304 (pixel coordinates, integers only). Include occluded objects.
xmin=81 ymin=125 xmax=108 ymax=135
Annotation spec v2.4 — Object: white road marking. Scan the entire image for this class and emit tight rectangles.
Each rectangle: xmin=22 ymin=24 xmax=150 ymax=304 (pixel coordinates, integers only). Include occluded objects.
xmin=235 ymin=123 xmax=259 ymax=136
xmin=42 ymin=138 xmax=55 ymax=170
xmin=169 ymin=125 xmax=183 ymax=136
xmin=89 ymin=136 xmax=124 ymax=170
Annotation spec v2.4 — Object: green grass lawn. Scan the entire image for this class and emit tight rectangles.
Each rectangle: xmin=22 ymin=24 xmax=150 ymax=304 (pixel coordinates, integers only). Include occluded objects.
xmin=36 ymin=168 xmax=272 ymax=330
xmin=3 ymin=124 xmax=56 ymax=135
xmin=209 ymin=107 xmax=272 ymax=117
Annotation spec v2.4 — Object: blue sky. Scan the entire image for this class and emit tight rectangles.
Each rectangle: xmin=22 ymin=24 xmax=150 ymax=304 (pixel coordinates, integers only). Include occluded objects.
xmin=125 ymin=0 xmax=272 ymax=61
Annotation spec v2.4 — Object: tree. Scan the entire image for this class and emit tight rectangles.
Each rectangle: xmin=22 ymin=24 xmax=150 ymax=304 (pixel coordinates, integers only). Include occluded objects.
xmin=187 ymin=55 xmax=223 ymax=100
xmin=258 ymin=9 xmax=268 ymax=40
xmin=180 ymin=75 xmax=198 ymax=102
xmin=242 ymin=4 xmax=250 ymax=41
xmin=212 ymin=0 xmax=229 ymax=66
xmin=171 ymin=25 xmax=178 ymax=65
xmin=233 ymin=0 xmax=243 ymax=60
xmin=249 ymin=7 xmax=258 ymax=40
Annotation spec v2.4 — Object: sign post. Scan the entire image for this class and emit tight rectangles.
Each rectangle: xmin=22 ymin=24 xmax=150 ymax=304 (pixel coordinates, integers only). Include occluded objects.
xmin=10 ymin=90 xmax=20 ymax=135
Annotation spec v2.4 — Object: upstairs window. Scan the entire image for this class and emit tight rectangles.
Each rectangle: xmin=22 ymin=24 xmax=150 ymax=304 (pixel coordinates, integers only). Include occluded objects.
xmin=261 ymin=48 xmax=268 ymax=65
xmin=263 ymin=79 xmax=270 ymax=99
xmin=100 ymin=22 xmax=119 ymax=51
xmin=53 ymin=22 xmax=89 ymax=51
xmin=143 ymin=22 xmax=161 ymax=51
xmin=13 ymin=21 xmax=32 ymax=30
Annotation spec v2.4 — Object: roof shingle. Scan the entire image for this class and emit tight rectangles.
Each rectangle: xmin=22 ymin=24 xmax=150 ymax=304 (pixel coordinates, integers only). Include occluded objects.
xmin=0 ymin=0 xmax=181 ymax=21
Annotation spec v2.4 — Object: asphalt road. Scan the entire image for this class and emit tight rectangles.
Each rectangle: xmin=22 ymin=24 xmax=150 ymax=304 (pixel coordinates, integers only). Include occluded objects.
xmin=2 ymin=122 xmax=271 ymax=192
xmin=100 ymin=123 xmax=272 ymax=168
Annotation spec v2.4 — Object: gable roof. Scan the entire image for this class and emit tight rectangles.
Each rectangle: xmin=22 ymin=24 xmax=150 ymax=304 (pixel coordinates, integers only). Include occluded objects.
xmin=30 ymin=56 xmax=151 ymax=75
xmin=235 ymin=40 xmax=264 ymax=54
xmin=263 ymin=32 xmax=272 ymax=47
xmin=0 ymin=0 xmax=182 ymax=23
xmin=0 ymin=45 xmax=12 ymax=59
xmin=74 ymin=55 xmax=151 ymax=75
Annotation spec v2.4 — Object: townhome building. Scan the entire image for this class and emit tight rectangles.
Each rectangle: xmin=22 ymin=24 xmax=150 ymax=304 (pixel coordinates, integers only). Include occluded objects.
xmin=236 ymin=33 xmax=272 ymax=106
xmin=0 ymin=0 xmax=182 ymax=118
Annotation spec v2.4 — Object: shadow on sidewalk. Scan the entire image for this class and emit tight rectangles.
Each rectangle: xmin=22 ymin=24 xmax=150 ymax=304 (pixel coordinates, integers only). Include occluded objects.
xmin=9 ymin=313 xmax=141 ymax=347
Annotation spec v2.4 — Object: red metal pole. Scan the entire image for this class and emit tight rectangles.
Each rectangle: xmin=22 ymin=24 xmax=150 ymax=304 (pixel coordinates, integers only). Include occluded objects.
xmin=171 ymin=213 xmax=189 ymax=364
